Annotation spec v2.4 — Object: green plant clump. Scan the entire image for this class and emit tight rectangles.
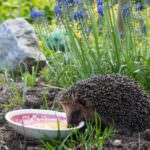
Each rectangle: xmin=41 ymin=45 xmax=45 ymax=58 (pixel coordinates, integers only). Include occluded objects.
xmin=38 ymin=0 xmax=150 ymax=93
xmin=42 ymin=114 xmax=114 ymax=150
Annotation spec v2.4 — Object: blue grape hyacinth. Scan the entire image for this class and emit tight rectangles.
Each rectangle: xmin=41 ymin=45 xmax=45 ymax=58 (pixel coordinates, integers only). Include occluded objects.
xmin=76 ymin=0 xmax=82 ymax=5
xmin=54 ymin=0 xmax=104 ymax=17
xmin=122 ymin=6 xmax=130 ymax=17
xmin=97 ymin=4 xmax=103 ymax=16
xmin=97 ymin=0 xmax=103 ymax=5
xmin=73 ymin=10 xmax=84 ymax=21
xmin=97 ymin=0 xmax=103 ymax=16
xmin=30 ymin=9 xmax=45 ymax=20
xmin=135 ymin=2 xmax=143 ymax=11
xmin=55 ymin=4 xmax=61 ymax=16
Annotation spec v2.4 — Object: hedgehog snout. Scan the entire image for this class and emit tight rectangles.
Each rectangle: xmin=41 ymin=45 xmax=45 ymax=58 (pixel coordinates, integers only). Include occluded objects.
xmin=61 ymin=102 xmax=85 ymax=126
xmin=67 ymin=116 xmax=82 ymax=126
xmin=67 ymin=109 xmax=83 ymax=125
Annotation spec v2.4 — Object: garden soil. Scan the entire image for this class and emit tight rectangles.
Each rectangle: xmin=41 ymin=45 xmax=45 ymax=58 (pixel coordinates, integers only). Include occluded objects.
xmin=0 ymin=83 xmax=150 ymax=150
xmin=1 ymin=120 xmax=150 ymax=150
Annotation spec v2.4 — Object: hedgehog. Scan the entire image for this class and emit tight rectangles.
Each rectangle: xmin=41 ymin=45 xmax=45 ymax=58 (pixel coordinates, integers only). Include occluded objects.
xmin=58 ymin=75 xmax=150 ymax=132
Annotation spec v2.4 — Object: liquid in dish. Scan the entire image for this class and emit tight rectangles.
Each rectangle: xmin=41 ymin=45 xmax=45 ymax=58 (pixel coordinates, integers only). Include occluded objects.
xmin=11 ymin=113 xmax=67 ymax=129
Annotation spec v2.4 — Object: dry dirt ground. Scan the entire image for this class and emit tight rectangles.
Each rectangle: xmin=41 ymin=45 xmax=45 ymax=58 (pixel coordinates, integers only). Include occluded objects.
xmin=0 ymin=82 xmax=150 ymax=150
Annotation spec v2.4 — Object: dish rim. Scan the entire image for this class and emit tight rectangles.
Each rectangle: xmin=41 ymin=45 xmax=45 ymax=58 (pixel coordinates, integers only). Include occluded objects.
xmin=5 ymin=109 xmax=85 ymax=131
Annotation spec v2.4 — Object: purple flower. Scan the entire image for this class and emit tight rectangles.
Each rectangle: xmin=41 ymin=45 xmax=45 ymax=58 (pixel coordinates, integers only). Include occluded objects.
xmin=132 ymin=14 xmax=137 ymax=19
xmin=64 ymin=0 xmax=74 ymax=8
xmin=73 ymin=10 xmax=83 ymax=21
xmin=139 ymin=17 xmax=144 ymax=23
xmin=97 ymin=5 xmax=103 ymax=16
xmin=57 ymin=0 xmax=63 ymax=3
xmin=76 ymin=0 xmax=82 ymax=5
xmin=73 ymin=12 xmax=78 ymax=21
xmin=55 ymin=5 xmax=61 ymax=16
xmin=135 ymin=2 xmax=143 ymax=11
xmin=120 ymin=31 xmax=125 ymax=37
xmin=97 ymin=0 xmax=103 ymax=5
xmin=96 ymin=0 xmax=103 ymax=16
xmin=30 ymin=9 xmax=44 ymax=20
xmin=86 ymin=28 xmax=91 ymax=36
xmin=122 ymin=6 xmax=130 ymax=17
xmin=141 ymin=25 xmax=147 ymax=34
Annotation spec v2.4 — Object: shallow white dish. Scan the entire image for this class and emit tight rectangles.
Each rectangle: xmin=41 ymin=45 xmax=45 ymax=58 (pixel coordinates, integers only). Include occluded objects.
xmin=5 ymin=109 xmax=84 ymax=139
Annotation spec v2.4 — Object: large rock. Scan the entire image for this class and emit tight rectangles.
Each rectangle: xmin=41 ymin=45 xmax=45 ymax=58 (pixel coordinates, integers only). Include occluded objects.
xmin=0 ymin=18 xmax=47 ymax=73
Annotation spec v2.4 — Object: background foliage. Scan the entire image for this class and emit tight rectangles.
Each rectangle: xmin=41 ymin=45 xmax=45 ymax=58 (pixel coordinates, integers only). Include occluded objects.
xmin=0 ymin=0 xmax=150 ymax=93
xmin=37 ymin=1 xmax=150 ymax=93
xmin=0 ymin=0 xmax=55 ymax=23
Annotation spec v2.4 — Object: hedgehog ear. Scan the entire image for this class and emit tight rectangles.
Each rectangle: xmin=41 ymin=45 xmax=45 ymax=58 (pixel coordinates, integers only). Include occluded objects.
xmin=71 ymin=91 xmax=77 ymax=103
xmin=55 ymin=90 xmax=67 ymax=103
xmin=77 ymin=97 xmax=91 ymax=106
xmin=71 ymin=93 xmax=83 ymax=105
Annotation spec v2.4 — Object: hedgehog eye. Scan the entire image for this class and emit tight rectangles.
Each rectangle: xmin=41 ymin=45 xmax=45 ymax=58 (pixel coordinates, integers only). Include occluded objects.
xmin=79 ymin=101 xmax=86 ymax=106
xmin=71 ymin=109 xmax=81 ymax=119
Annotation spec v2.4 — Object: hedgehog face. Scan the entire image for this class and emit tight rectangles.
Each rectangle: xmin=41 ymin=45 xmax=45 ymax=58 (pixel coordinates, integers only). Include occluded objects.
xmin=60 ymin=100 xmax=94 ymax=126
xmin=58 ymin=89 xmax=94 ymax=125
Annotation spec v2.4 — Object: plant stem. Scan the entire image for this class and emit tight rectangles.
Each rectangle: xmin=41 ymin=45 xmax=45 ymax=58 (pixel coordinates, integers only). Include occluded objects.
xmin=117 ymin=0 xmax=130 ymax=33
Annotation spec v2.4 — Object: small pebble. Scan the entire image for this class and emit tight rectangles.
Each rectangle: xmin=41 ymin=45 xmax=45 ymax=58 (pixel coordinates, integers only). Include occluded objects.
xmin=27 ymin=146 xmax=43 ymax=150
xmin=0 ymin=97 xmax=7 ymax=104
xmin=142 ymin=142 xmax=150 ymax=149
xmin=112 ymin=139 xmax=122 ymax=147
xmin=143 ymin=129 xmax=150 ymax=141
xmin=1 ymin=145 xmax=9 ymax=150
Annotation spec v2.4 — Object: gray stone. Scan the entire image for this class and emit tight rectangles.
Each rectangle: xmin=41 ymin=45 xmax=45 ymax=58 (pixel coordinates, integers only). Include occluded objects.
xmin=143 ymin=129 xmax=150 ymax=141
xmin=0 ymin=18 xmax=47 ymax=72
xmin=26 ymin=146 xmax=43 ymax=150
xmin=0 ymin=97 xmax=8 ymax=104
xmin=112 ymin=139 xmax=122 ymax=147
xmin=1 ymin=145 xmax=9 ymax=150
